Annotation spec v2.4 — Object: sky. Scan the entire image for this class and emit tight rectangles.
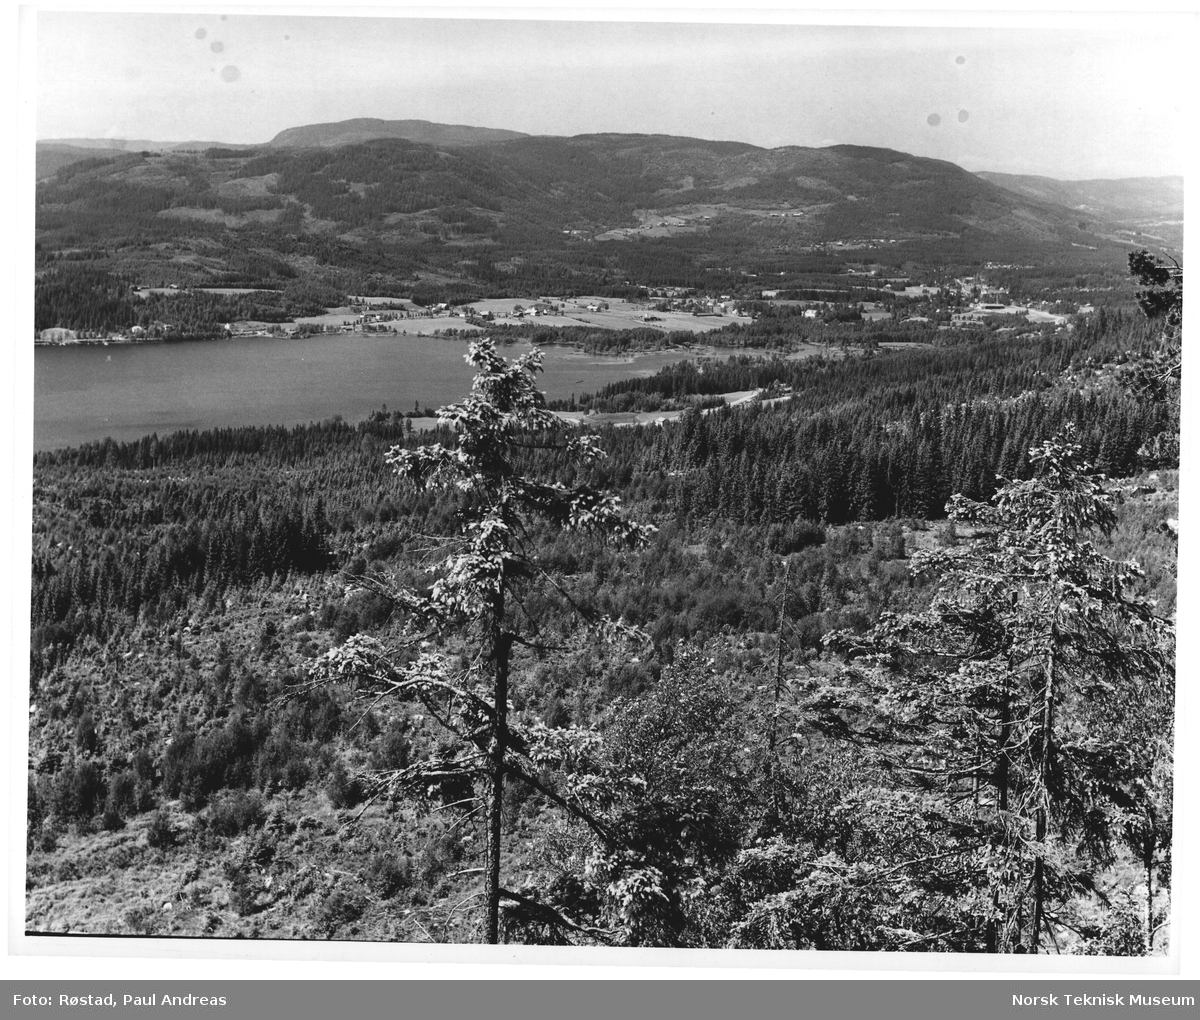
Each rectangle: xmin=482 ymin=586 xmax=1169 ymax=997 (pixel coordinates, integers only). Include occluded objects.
xmin=30 ymin=9 xmax=1196 ymax=177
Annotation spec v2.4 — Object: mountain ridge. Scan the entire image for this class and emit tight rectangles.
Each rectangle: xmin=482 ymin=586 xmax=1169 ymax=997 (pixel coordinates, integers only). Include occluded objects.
xmin=976 ymin=171 xmax=1182 ymax=224
xmin=37 ymin=118 xmax=1182 ymax=191
xmin=35 ymin=126 xmax=1178 ymax=304
xmin=38 ymin=138 xmax=254 ymax=152
xmin=267 ymin=118 xmax=529 ymax=149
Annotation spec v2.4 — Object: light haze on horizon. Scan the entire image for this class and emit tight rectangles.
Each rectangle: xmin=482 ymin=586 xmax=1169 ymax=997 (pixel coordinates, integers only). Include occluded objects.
xmin=36 ymin=11 xmax=1190 ymax=180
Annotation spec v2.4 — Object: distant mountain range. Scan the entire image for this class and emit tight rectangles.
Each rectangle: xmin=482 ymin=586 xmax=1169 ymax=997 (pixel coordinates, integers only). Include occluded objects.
xmin=267 ymin=118 xmax=528 ymax=149
xmin=36 ymin=139 xmax=255 ymax=181
xmin=38 ymin=118 xmax=1181 ymax=208
xmin=39 ymin=138 xmax=253 ymax=152
xmin=34 ymin=118 xmax=1182 ymax=300
xmin=976 ymin=172 xmax=1183 ymax=230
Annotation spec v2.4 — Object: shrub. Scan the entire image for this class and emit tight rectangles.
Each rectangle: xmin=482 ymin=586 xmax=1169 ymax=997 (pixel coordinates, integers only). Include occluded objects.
xmin=106 ymin=769 xmax=138 ymax=818
xmin=35 ymin=817 xmax=60 ymax=853
xmin=365 ymin=853 xmax=412 ymax=900
xmin=252 ymin=729 xmax=313 ymax=791
xmin=370 ymin=719 xmax=411 ymax=772
xmin=602 ymin=660 xmax=654 ymax=701
xmin=26 ymin=776 xmax=43 ymax=852
xmin=352 ymin=710 xmax=382 ymax=747
xmin=225 ymin=867 xmax=261 ymax=917
xmin=133 ymin=779 xmax=157 ymax=814
xmin=502 ymin=775 xmax=536 ymax=825
xmin=160 ymin=730 xmax=197 ymax=803
xmin=319 ymin=601 xmax=343 ymax=630
xmin=234 ymin=671 xmax=265 ymax=708
xmin=52 ymin=760 xmax=105 ymax=821
xmin=145 ymin=807 xmax=176 ymax=849
xmin=75 ymin=712 xmax=98 ymax=753
xmin=873 ymin=522 xmax=907 ymax=559
xmin=313 ymin=884 xmax=368 ymax=936
xmin=541 ymin=696 xmax=572 ymax=729
xmin=162 ymin=716 xmax=266 ymax=810
xmin=767 ymin=519 xmax=826 ymax=554
xmin=258 ymin=619 xmax=278 ymax=654
xmin=1081 ymin=900 xmax=1148 ymax=956
xmin=308 ymin=696 xmax=344 ymax=743
xmin=414 ymin=826 xmax=465 ymax=888
xmin=132 ymin=748 xmax=156 ymax=781
xmin=325 ymin=759 xmax=364 ymax=810
xmin=934 ymin=520 xmax=958 ymax=548
xmin=122 ymin=904 xmax=162 ymax=936
xmin=206 ymin=790 xmax=265 ymax=837
xmin=280 ymin=693 xmax=343 ymax=742
xmin=53 ymin=859 xmax=82 ymax=883
xmin=793 ymin=613 xmax=828 ymax=649
xmin=330 ymin=591 xmax=393 ymax=642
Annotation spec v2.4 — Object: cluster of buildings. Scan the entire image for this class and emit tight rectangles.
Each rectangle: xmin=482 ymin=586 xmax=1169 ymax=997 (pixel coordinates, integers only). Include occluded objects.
xmin=36 ymin=323 xmax=182 ymax=345
xmin=651 ymin=295 xmax=741 ymax=316
xmin=509 ymin=301 xmax=563 ymax=318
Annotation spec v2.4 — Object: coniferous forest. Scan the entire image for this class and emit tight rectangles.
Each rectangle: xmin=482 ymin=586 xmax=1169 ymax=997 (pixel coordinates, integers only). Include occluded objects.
xmin=26 ymin=247 xmax=1179 ymax=954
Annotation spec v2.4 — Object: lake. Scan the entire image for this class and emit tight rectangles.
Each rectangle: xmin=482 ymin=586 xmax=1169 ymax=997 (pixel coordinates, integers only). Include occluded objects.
xmin=33 ymin=334 xmax=776 ymax=452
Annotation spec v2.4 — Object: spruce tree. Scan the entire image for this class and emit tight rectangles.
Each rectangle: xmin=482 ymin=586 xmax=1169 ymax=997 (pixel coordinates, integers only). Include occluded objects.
xmin=808 ymin=430 xmax=1172 ymax=952
xmin=309 ymin=338 xmax=654 ymax=943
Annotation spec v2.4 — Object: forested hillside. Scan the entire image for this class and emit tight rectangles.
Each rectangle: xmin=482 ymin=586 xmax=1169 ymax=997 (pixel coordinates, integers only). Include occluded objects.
xmin=34 ymin=132 xmax=1152 ymax=320
xmin=977 ymin=171 xmax=1183 ymax=245
xmin=33 ymin=265 xmax=337 ymax=336
xmin=27 ymin=266 xmax=1178 ymax=952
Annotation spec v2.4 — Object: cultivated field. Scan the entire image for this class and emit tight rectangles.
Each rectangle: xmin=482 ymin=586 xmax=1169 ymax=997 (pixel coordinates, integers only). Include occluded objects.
xmin=292 ymin=297 xmax=753 ymax=335
xmin=467 ymin=296 xmax=753 ymax=333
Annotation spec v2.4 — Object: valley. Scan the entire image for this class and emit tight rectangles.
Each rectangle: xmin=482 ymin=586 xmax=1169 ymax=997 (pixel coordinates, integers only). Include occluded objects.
xmin=26 ymin=115 xmax=1182 ymax=955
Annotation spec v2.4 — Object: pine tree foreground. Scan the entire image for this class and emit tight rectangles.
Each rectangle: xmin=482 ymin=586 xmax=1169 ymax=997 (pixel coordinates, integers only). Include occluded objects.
xmin=305 ymin=338 xmax=654 ymax=943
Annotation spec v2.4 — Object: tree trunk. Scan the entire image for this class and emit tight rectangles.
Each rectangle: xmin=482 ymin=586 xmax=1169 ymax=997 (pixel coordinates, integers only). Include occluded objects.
xmin=994 ymin=670 xmax=1012 ymax=952
xmin=1145 ymin=827 xmax=1156 ymax=953
xmin=484 ymin=616 xmax=510 ymax=945
xmin=997 ymin=673 xmax=1011 ymax=814
xmin=763 ymin=558 xmax=791 ymax=832
xmin=1031 ymin=643 xmax=1056 ymax=954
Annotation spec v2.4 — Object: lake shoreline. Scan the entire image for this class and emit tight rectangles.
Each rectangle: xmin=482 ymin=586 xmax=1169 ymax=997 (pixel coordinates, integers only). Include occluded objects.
xmin=35 ymin=334 xmax=813 ymax=453
xmin=35 ymin=331 xmax=790 ymax=355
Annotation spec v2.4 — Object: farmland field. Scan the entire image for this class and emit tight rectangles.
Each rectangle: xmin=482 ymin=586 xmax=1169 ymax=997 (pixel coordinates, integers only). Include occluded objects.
xmin=288 ymin=296 xmax=753 ymax=335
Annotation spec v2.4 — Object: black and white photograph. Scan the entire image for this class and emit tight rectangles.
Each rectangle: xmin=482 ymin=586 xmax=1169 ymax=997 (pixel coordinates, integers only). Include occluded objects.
xmin=18 ymin=7 xmax=1189 ymax=964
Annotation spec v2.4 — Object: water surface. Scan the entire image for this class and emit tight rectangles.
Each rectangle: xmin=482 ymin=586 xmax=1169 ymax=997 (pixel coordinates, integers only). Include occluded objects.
xmin=34 ymin=335 xmax=768 ymax=452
